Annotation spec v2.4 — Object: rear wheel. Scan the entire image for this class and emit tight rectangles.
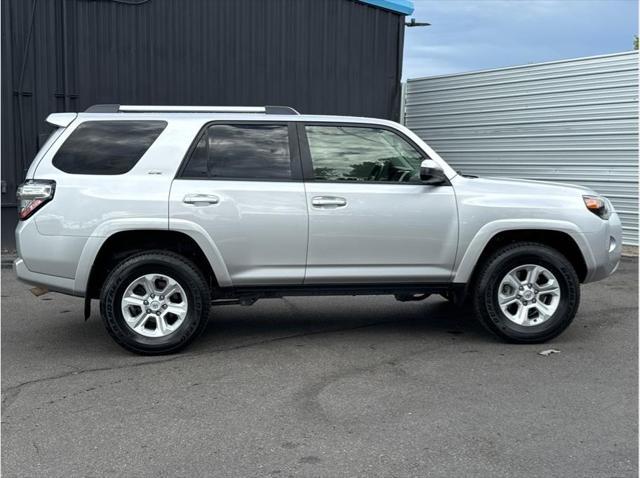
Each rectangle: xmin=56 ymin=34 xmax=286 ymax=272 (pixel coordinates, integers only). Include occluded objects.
xmin=473 ymin=242 xmax=580 ymax=343
xmin=100 ymin=251 xmax=210 ymax=355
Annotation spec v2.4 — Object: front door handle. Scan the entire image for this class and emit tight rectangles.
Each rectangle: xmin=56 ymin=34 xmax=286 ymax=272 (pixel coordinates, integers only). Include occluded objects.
xmin=183 ymin=194 xmax=220 ymax=205
xmin=311 ymin=196 xmax=347 ymax=208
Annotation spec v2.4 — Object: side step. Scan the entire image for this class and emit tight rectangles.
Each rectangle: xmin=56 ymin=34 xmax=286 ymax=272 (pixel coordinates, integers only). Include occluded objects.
xmin=208 ymin=283 xmax=463 ymax=307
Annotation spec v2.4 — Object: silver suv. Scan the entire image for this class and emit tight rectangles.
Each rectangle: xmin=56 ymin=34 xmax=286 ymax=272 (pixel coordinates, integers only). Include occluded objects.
xmin=14 ymin=105 xmax=622 ymax=354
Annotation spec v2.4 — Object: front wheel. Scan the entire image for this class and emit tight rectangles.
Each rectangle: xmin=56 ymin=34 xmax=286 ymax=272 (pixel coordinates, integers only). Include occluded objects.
xmin=473 ymin=242 xmax=580 ymax=343
xmin=100 ymin=251 xmax=210 ymax=355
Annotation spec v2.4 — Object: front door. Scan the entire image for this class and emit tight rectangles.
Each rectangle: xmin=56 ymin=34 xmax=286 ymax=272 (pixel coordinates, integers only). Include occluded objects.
xmin=170 ymin=122 xmax=308 ymax=286
xmin=299 ymin=123 xmax=458 ymax=284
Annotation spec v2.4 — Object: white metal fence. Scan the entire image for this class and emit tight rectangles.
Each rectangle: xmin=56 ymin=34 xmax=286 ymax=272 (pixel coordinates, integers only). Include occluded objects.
xmin=403 ymin=51 xmax=639 ymax=245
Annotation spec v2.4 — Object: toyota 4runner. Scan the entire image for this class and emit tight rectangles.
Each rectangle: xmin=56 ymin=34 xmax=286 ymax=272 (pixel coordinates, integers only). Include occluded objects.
xmin=14 ymin=105 xmax=622 ymax=354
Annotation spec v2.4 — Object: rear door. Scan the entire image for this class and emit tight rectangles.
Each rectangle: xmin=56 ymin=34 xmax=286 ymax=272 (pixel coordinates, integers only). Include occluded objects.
xmin=170 ymin=122 xmax=308 ymax=285
xmin=299 ymin=123 xmax=458 ymax=284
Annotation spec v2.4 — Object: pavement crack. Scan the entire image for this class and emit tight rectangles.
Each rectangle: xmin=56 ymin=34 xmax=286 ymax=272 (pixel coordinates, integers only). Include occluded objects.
xmin=294 ymin=339 xmax=454 ymax=425
xmin=1 ymin=316 xmax=417 ymax=408
xmin=31 ymin=440 xmax=41 ymax=456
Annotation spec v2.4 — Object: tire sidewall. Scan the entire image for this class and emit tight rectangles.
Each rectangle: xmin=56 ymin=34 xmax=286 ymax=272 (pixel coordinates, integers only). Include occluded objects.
xmin=101 ymin=253 xmax=209 ymax=354
xmin=477 ymin=245 xmax=580 ymax=342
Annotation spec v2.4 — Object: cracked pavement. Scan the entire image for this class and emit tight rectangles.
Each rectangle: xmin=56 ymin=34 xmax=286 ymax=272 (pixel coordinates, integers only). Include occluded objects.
xmin=2 ymin=258 xmax=638 ymax=477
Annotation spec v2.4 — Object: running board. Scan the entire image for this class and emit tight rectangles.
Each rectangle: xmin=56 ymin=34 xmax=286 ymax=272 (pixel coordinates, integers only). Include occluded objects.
xmin=212 ymin=283 xmax=457 ymax=304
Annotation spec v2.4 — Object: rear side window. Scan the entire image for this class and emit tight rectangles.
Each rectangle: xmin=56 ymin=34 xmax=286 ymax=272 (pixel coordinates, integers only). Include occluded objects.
xmin=52 ymin=121 xmax=166 ymax=175
xmin=180 ymin=124 xmax=292 ymax=180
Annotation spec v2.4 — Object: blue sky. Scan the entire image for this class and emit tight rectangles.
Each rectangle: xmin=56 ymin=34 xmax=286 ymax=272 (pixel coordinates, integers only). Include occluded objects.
xmin=403 ymin=0 xmax=639 ymax=79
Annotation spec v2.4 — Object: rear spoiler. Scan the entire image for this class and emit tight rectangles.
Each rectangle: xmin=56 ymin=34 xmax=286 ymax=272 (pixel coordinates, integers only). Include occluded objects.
xmin=46 ymin=112 xmax=77 ymax=128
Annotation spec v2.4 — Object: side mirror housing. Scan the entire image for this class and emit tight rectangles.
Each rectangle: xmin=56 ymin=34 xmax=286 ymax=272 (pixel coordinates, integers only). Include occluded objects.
xmin=420 ymin=159 xmax=448 ymax=185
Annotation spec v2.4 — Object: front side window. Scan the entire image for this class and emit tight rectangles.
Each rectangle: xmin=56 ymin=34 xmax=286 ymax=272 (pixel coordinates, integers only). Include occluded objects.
xmin=52 ymin=121 xmax=167 ymax=175
xmin=305 ymin=125 xmax=424 ymax=182
xmin=181 ymin=124 xmax=292 ymax=180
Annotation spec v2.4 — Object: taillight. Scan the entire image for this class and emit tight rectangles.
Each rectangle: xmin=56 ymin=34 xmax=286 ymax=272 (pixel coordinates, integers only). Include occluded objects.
xmin=16 ymin=180 xmax=56 ymax=220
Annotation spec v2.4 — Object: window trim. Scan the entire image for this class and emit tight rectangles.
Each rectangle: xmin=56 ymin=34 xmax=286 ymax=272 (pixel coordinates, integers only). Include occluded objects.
xmin=296 ymin=122 xmax=450 ymax=186
xmin=176 ymin=121 xmax=303 ymax=182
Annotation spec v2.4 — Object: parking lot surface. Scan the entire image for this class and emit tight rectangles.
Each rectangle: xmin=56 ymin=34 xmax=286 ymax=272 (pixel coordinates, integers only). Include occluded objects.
xmin=2 ymin=258 xmax=637 ymax=477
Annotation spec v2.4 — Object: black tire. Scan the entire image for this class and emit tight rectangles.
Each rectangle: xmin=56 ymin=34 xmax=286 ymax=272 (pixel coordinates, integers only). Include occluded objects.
xmin=473 ymin=242 xmax=580 ymax=343
xmin=100 ymin=250 xmax=210 ymax=355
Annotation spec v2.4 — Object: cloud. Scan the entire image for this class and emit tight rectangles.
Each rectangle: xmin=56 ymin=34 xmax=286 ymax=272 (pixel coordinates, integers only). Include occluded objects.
xmin=415 ymin=0 xmax=568 ymax=16
xmin=402 ymin=0 xmax=638 ymax=80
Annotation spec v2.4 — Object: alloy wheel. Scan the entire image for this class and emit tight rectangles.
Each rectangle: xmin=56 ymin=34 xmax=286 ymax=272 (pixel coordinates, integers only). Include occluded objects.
xmin=497 ymin=264 xmax=561 ymax=327
xmin=120 ymin=273 xmax=189 ymax=338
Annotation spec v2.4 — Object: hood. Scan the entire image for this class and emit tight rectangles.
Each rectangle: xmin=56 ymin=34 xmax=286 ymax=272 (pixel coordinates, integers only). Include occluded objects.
xmin=464 ymin=176 xmax=597 ymax=196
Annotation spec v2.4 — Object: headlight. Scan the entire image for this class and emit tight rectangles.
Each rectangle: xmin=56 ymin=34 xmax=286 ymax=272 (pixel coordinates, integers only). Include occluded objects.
xmin=583 ymin=195 xmax=610 ymax=220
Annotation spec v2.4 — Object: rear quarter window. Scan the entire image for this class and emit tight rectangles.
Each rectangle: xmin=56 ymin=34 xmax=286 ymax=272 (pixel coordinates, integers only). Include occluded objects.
xmin=52 ymin=120 xmax=167 ymax=175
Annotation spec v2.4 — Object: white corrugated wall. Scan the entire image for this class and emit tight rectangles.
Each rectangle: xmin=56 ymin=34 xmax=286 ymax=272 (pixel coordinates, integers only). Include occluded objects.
xmin=403 ymin=51 xmax=639 ymax=245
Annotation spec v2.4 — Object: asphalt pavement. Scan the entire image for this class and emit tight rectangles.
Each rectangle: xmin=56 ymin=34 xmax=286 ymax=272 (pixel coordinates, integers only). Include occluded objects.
xmin=2 ymin=258 xmax=638 ymax=477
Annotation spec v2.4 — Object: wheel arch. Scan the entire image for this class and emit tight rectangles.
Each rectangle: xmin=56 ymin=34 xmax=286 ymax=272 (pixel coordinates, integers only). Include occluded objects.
xmin=81 ymin=229 xmax=228 ymax=299
xmin=454 ymin=221 xmax=593 ymax=286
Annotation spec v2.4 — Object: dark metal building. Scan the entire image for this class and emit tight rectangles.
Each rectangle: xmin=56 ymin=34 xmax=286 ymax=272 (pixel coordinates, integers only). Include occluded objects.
xmin=1 ymin=0 xmax=413 ymax=247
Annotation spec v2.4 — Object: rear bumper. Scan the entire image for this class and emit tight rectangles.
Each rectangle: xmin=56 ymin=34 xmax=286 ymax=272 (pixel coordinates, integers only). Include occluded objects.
xmin=14 ymin=217 xmax=87 ymax=296
xmin=14 ymin=257 xmax=78 ymax=296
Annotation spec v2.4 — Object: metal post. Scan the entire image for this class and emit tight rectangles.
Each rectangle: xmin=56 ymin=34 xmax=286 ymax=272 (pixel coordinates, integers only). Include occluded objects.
xmin=399 ymin=81 xmax=407 ymax=125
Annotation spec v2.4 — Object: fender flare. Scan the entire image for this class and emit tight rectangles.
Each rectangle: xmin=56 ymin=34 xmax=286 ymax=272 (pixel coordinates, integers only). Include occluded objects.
xmin=452 ymin=219 xmax=596 ymax=284
xmin=73 ymin=218 xmax=232 ymax=295
xmin=168 ymin=218 xmax=232 ymax=287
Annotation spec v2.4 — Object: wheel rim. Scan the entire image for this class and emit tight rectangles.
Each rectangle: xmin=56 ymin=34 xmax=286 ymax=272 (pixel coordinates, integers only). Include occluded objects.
xmin=497 ymin=264 xmax=561 ymax=327
xmin=120 ymin=273 xmax=189 ymax=338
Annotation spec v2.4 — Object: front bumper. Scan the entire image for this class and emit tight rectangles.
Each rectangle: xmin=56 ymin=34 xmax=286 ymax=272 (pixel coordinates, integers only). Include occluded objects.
xmin=583 ymin=212 xmax=623 ymax=283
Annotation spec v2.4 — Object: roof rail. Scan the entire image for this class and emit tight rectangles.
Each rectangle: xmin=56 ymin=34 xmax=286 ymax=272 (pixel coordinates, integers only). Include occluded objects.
xmin=84 ymin=104 xmax=300 ymax=115
xmin=85 ymin=104 xmax=120 ymax=113
xmin=264 ymin=106 xmax=299 ymax=115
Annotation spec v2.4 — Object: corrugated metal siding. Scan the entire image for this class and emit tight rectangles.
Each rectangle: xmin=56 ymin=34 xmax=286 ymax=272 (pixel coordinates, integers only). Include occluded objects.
xmin=404 ymin=51 xmax=639 ymax=245
xmin=1 ymin=0 xmax=405 ymax=247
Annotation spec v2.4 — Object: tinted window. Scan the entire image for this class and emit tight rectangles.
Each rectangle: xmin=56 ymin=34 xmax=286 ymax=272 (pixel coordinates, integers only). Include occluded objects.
xmin=305 ymin=126 xmax=424 ymax=182
xmin=52 ymin=121 xmax=166 ymax=175
xmin=181 ymin=124 xmax=291 ymax=180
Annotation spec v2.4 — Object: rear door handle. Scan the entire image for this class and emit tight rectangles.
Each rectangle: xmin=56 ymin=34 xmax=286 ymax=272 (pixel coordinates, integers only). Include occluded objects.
xmin=183 ymin=194 xmax=220 ymax=205
xmin=311 ymin=196 xmax=347 ymax=208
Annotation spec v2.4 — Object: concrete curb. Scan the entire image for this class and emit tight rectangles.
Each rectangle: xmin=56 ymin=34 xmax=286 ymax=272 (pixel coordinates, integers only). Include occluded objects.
xmin=1 ymin=253 xmax=16 ymax=269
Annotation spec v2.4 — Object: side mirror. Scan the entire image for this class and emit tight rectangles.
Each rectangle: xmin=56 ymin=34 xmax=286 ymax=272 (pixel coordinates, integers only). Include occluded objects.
xmin=420 ymin=159 xmax=448 ymax=185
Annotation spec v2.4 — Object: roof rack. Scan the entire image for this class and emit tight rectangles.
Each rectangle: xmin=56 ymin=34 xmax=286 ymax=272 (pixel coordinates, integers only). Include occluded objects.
xmin=84 ymin=104 xmax=300 ymax=115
